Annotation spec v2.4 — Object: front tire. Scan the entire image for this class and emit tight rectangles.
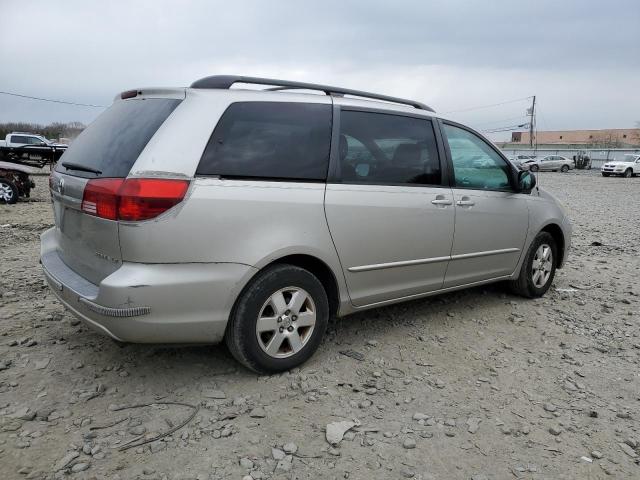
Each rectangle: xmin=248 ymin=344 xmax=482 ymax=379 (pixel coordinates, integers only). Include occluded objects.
xmin=0 ymin=179 xmax=19 ymax=204
xmin=225 ymin=264 xmax=329 ymax=374
xmin=560 ymin=165 xmax=569 ymax=172
xmin=529 ymin=165 xmax=539 ymax=172
xmin=624 ymin=168 xmax=633 ymax=178
xmin=509 ymin=232 xmax=557 ymax=298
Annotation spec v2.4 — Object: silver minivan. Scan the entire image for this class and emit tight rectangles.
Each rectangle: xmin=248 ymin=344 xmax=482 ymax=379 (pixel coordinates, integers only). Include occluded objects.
xmin=41 ymin=76 xmax=571 ymax=372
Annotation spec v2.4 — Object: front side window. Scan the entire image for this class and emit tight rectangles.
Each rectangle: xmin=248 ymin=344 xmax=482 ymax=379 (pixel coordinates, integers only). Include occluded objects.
xmin=338 ymin=110 xmax=441 ymax=185
xmin=197 ymin=102 xmax=331 ymax=181
xmin=443 ymin=124 xmax=511 ymax=190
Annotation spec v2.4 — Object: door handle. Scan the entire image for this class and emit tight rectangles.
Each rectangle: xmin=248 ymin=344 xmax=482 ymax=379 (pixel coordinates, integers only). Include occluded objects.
xmin=456 ymin=197 xmax=475 ymax=207
xmin=431 ymin=198 xmax=453 ymax=205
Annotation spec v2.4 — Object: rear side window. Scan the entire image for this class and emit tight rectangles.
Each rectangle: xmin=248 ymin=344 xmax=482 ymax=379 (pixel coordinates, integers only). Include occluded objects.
xmin=197 ymin=102 xmax=331 ymax=181
xmin=338 ymin=110 xmax=441 ymax=185
xmin=56 ymin=98 xmax=181 ymax=178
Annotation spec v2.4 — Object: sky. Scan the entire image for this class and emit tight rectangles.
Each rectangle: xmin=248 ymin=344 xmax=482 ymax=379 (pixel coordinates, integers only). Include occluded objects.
xmin=1 ymin=0 xmax=639 ymax=141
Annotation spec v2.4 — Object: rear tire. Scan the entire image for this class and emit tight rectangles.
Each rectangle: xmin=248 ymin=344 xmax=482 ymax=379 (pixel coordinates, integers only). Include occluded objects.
xmin=560 ymin=165 xmax=569 ymax=172
xmin=624 ymin=168 xmax=633 ymax=178
xmin=509 ymin=232 xmax=557 ymax=298
xmin=225 ymin=264 xmax=329 ymax=374
xmin=0 ymin=179 xmax=18 ymax=204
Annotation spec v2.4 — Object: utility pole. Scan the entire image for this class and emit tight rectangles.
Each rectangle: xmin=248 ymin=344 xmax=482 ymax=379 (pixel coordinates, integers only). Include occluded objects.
xmin=528 ymin=95 xmax=536 ymax=149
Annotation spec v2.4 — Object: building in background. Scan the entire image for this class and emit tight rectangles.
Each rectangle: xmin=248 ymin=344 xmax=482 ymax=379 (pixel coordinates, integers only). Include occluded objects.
xmin=503 ymin=128 xmax=640 ymax=149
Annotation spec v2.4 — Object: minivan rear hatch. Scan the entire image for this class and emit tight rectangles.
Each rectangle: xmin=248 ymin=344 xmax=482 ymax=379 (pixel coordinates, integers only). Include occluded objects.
xmin=49 ymin=93 xmax=183 ymax=285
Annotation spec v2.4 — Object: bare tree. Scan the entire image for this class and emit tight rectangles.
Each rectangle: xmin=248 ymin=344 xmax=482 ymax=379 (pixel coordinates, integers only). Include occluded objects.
xmin=0 ymin=122 xmax=85 ymax=141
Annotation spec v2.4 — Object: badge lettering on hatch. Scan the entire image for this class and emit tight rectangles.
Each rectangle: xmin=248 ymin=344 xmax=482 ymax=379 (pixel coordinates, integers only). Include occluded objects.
xmin=95 ymin=251 xmax=119 ymax=263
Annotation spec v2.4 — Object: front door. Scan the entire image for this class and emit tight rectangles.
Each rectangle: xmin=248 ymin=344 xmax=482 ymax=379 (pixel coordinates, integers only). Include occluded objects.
xmin=325 ymin=108 xmax=454 ymax=307
xmin=541 ymin=156 xmax=559 ymax=171
xmin=440 ymin=122 xmax=529 ymax=287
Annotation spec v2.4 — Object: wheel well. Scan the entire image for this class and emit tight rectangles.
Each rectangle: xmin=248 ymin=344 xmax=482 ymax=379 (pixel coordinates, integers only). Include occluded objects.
xmin=542 ymin=224 xmax=565 ymax=268
xmin=269 ymin=255 xmax=340 ymax=317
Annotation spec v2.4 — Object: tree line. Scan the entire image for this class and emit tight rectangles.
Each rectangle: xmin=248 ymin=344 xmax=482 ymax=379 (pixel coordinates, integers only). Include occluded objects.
xmin=0 ymin=122 xmax=85 ymax=141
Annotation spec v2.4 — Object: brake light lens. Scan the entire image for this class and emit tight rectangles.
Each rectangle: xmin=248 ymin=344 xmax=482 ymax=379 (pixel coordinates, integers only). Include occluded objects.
xmin=118 ymin=178 xmax=190 ymax=221
xmin=81 ymin=178 xmax=189 ymax=221
xmin=81 ymin=178 xmax=123 ymax=220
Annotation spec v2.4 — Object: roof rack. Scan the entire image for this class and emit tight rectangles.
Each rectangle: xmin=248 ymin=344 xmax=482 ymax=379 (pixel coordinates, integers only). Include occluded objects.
xmin=189 ymin=75 xmax=435 ymax=112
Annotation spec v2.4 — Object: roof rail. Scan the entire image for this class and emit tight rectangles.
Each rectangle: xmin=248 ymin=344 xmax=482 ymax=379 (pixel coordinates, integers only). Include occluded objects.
xmin=189 ymin=75 xmax=435 ymax=112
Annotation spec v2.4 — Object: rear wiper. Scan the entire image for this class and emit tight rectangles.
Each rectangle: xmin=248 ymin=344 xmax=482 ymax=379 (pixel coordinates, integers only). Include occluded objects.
xmin=61 ymin=162 xmax=102 ymax=175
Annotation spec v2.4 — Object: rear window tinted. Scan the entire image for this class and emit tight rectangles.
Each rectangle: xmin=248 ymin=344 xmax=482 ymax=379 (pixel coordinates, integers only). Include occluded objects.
xmin=56 ymin=98 xmax=181 ymax=178
xmin=338 ymin=110 xmax=441 ymax=185
xmin=197 ymin=102 xmax=331 ymax=181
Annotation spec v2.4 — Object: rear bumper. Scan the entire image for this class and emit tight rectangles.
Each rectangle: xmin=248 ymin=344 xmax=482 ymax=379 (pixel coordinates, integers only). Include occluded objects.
xmin=40 ymin=228 xmax=256 ymax=344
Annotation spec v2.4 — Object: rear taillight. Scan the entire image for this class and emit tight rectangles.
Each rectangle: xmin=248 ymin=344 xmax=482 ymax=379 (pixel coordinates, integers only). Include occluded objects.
xmin=81 ymin=178 xmax=189 ymax=221
xmin=81 ymin=178 xmax=122 ymax=220
xmin=118 ymin=178 xmax=190 ymax=221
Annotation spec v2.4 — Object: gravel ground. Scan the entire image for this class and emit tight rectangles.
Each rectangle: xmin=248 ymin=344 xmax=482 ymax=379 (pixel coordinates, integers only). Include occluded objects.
xmin=1 ymin=171 xmax=639 ymax=480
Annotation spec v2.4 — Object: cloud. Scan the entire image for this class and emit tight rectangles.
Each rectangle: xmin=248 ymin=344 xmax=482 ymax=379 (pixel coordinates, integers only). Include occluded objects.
xmin=1 ymin=0 xmax=638 ymax=137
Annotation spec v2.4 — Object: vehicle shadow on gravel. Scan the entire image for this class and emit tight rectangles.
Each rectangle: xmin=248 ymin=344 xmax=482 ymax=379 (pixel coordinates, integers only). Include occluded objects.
xmin=328 ymin=282 xmax=514 ymax=335
xmin=62 ymin=282 xmax=515 ymax=379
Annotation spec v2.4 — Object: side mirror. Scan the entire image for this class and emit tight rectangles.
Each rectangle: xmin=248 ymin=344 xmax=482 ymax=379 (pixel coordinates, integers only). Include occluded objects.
xmin=517 ymin=170 xmax=536 ymax=193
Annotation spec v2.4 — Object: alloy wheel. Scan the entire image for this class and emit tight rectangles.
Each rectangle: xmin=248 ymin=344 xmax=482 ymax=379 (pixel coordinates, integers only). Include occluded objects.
xmin=532 ymin=244 xmax=553 ymax=288
xmin=0 ymin=182 xmax=15 ymax=202
xmin=256 ymin=287 xmax=316 ymax=358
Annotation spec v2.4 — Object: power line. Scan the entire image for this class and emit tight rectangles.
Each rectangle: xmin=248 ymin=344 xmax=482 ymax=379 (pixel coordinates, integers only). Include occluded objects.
xmin=442 ymin=96 xmax=533 ymax=114
xmin=0 ymin=90 xmax=107 ymax=108
xmin=472 ymin=115 xmax=530 ymax=127
xmin=481 ymin=123 xmax=530 ymax=134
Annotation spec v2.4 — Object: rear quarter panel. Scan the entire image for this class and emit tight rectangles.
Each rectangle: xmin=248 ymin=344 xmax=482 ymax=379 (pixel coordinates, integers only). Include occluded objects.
xmin=118 ymin=178 xmax=349 ymax=305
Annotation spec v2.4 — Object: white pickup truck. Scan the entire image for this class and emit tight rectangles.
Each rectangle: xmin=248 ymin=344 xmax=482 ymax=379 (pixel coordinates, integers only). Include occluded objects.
xmin=601 ymin=154 xmax=640 ymax=178
xmin=0 ymin=132 xmax=67 ymax=149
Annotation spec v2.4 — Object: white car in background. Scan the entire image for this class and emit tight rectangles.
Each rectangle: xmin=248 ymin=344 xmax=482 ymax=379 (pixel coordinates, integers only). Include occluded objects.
xmin=521 ymin=155 xmax=574 ymax=172
xmin=601 ymin=154 xmax=640 ymax=178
